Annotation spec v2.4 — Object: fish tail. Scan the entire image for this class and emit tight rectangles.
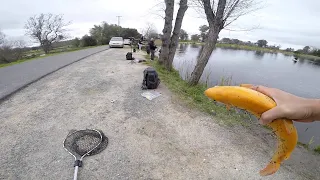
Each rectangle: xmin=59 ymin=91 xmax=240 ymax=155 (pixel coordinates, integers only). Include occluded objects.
xmin=259 ymin=161 xmax=280 ymax=176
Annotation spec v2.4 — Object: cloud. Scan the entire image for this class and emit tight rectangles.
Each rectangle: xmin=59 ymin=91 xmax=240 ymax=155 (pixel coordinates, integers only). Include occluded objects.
xmin=0 ymin=0 xmax=319 ymax=49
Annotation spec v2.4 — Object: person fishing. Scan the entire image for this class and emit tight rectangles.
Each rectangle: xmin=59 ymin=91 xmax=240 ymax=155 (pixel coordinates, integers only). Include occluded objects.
xmin=138 ymin=39 xmax=143 ymax=51
xmin=148 ymin=38 xmax=157 ymax=60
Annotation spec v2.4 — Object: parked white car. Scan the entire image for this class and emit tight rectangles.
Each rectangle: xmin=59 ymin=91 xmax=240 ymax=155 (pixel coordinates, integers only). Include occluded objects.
xmin=109 ymin=37 xmax=124 ymax=48
xmin=123 ymin=39 xmax=131 ymax=45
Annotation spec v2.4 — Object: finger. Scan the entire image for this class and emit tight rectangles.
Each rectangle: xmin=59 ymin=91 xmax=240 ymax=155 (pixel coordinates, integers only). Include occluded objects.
xmin=259 ymin=107 xmax=284 ymax=125
xmin=252 ymin=85 xmax=276 ymax=99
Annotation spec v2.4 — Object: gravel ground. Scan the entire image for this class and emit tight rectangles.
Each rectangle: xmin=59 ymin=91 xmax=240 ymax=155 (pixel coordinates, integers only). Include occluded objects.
xmin=0 ymin=48 xmax=319 ymax=180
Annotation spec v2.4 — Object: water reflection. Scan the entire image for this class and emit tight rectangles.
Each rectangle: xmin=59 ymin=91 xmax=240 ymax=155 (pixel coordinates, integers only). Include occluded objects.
xmin=178 ymin=44 xmax=187 ymax=53
xmin=298 ymin=58 xmax=306 ymax=64
xmin=191 ymin=43 xmax=200 ymax=48
xmin=254 ymin=51 xmax=264 ymax=59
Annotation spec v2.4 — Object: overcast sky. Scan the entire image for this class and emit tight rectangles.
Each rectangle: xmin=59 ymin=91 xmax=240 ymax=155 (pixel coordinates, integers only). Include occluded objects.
xmin=1 ymin=0 xmax=319 ymax=49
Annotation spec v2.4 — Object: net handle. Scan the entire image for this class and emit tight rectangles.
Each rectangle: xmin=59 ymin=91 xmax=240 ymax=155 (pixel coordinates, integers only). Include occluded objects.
xmin=64 ymin=129 xmax=104 ymax=180
xmin=73 ymin=166 xmax=79 ymax=180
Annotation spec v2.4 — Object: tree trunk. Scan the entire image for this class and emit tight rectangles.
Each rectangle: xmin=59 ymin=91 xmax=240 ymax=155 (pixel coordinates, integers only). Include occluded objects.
xmin=188 ymin=0 xmax=226 ymax=85
xmin=159 ymin=0 xmax=174 ymax=65
xmin=166 ymin=0 xmax=188 ymax=70
xmin=188 ymin=27 xmax=220 ymax=85
xmin=42 ymin=45 xmax=50 ymax=54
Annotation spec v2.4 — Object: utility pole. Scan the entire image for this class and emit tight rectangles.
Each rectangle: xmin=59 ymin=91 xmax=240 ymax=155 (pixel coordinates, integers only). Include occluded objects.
xmin=116 ymin=16 xmax=122 ymax=36
xmin=116 ymin=16 xmax=122 ymax=26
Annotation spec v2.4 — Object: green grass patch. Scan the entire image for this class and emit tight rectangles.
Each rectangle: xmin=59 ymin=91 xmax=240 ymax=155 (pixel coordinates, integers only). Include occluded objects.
xmin=143 ymin=56 xmax=252 ymax=126
xmin=314 ymin=146 xmax=320 ymax=154
xmin=297 ymin=142 xmax=310 ymax=150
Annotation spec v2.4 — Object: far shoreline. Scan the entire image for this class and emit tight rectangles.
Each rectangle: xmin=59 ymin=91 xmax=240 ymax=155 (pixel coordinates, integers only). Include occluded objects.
xmin=179 ymin=41 xmax=320 ymax=62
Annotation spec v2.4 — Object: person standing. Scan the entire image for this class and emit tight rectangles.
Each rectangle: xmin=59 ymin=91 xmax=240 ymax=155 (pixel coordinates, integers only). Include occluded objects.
xmin=148 ymin=38 xmax=157 ymax=60
xmin=138 ymin=39 xmax=142 ymax=51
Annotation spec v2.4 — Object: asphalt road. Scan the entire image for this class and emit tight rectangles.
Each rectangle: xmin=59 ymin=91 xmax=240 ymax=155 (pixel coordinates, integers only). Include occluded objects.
xmin=0 ymin=45 xmax=109 ymax=100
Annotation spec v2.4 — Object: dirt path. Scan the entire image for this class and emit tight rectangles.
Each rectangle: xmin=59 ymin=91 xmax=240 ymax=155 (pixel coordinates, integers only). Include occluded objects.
xmin=0 ymin=48 xmax=319 ymax=180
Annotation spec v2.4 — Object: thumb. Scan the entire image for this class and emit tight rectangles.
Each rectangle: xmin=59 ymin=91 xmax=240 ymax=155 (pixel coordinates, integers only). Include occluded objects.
xmin=260 ymin=106 xmax=284 ymax=125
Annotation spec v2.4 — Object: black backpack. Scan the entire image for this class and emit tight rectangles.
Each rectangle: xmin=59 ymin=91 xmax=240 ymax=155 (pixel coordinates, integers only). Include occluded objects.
xmin=142 ymin=67 xmax=160 ymax=89
xmin=126 ymin=52 xmax=134 ymax=60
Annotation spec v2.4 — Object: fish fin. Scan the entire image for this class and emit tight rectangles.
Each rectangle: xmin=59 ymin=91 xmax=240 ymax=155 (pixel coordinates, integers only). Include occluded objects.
xmin=226 ymin=104 xmax=231 ymax=110
xmin=283 ymin=119 xmax=294 ymax=134
xmin=259 ymin=162 xmax=281 ymax=176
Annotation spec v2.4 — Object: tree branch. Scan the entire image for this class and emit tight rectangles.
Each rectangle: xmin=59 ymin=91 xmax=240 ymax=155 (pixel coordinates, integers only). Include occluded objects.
xmin=202 ymin=0 xmax=215 ymax=27
xmin=223 ymin=0 xmax=240 ymax=20
xmin=214 ymin=0 xmax=226 ymax=28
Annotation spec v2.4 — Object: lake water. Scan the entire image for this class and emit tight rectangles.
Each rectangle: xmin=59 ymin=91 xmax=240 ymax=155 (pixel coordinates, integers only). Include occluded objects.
xmin=173 ymin=44 xmax=320 ymax=147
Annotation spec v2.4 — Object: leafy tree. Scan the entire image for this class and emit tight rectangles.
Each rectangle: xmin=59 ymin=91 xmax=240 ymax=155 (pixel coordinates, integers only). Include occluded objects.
xmin=231 ymin=39 xmax=241 ymax=44
xmin=89 ymin=22 xmax=141 ymax=45
xmin=257 ymin=40 xmax=268 ymax=47
xmin=90 ymin=25 xmax=105 ymax=45
xmin=191 ymin=34 xmax=200 ymax=42
xmin=220 ymin=38 xmax=231 ymax=43
xmin=246 ymin=41 xmax=253 ymax=46
xmin=302 ymin=46 xmax=310 ymax=54
xmin=120 ymin=28 xmax=141 ymax=39
xmin=72 ymin=38 xmax=80 ymax=47
xmin=25 ymin=13 xmax=71 ymax=54
xmin=311 ymin=49 xmax=320 ymax=57
xmin=199 ymin=25 xmax=209 ymax=42
xmin=285 ymin=47 xmax=294 ymax=52
xmin=179 ymin=29 xmax=188 ymax=40
xmin=80 ymin=35 xmax=97 ymax=47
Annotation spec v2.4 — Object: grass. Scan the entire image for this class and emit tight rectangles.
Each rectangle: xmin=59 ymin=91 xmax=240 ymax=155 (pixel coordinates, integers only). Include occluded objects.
xmin=296 ymin=136 xmax=320 ymax=154
xmin=298 ymin=142 xmax=310 ymax=150
xmin=314 ymin=146 xmax=320 ymax=154
xmin=143 ymin=55 xmax=252 ymax=127
xmin=0 ymin=46 xmax=100 ymax=68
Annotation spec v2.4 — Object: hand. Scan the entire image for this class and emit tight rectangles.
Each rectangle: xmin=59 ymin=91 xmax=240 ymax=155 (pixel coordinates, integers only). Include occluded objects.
xmin=246 ymin=85 xmax=320 ymax=125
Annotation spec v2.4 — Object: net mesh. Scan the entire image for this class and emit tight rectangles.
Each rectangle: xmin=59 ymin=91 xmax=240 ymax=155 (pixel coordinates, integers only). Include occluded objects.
xmin=64 ymin=129 xmax=103 ymax=157
xmin=88 ymin=129 xmax=108 ymax=156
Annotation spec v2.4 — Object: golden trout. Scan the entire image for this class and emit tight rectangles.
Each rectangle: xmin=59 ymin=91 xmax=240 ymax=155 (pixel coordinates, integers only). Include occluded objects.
xmin=204 ymin=85 xmax=298 ymax=176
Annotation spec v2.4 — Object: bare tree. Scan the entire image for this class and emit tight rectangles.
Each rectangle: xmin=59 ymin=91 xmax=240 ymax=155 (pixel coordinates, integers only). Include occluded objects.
xmin=159 ymin=0 xmax=188 ymax=70
xmin=0 ymin=31 xmax=5 ymax=45
xmin=188 ymin=0 xmax=261 ymax=85
xmin=141 ymin=22 xmax=158 ymax=40
xmin=25 ymin=13 xmax=71 ymax=54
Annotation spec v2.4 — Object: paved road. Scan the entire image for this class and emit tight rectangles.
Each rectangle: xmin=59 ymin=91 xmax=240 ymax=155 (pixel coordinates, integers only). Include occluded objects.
xmin=0 ymin=45 xmax=109 ymax=100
